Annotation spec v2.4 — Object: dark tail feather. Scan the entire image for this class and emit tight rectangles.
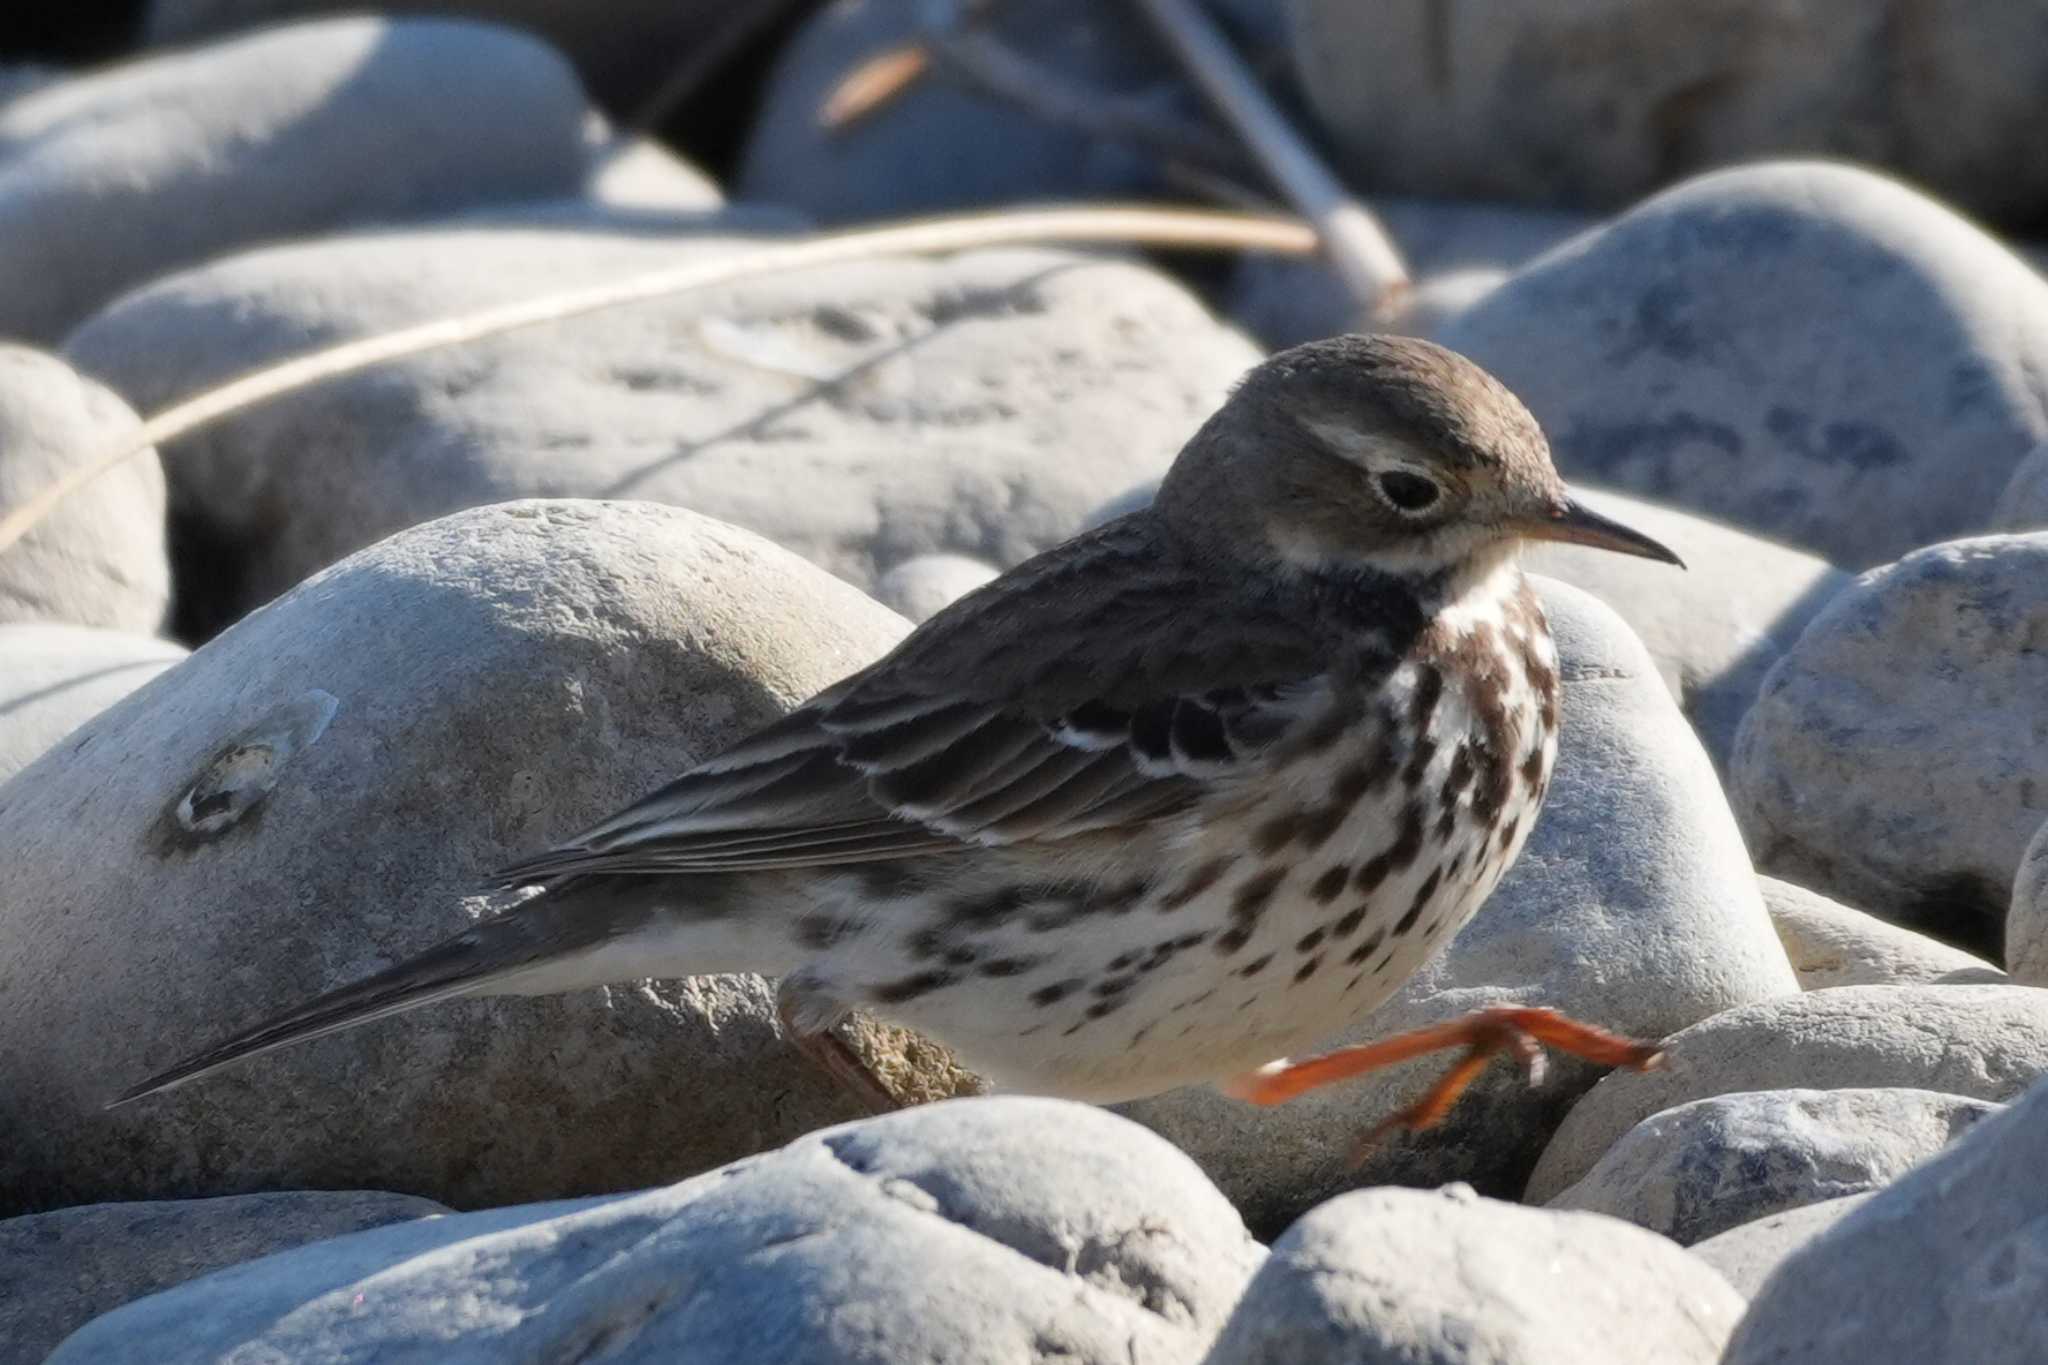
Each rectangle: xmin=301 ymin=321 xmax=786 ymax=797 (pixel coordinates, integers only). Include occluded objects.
xmin=108 ymin=880 xmax=632 ymax=1109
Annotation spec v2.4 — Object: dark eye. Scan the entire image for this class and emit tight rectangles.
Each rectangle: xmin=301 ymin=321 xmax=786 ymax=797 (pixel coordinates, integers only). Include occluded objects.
xmin=1377 ymin=470 xmax=1440 ymax=512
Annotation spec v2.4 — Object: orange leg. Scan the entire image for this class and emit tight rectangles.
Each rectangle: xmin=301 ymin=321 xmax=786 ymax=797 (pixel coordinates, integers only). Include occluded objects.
xmin=1219 ymin=1006 xmax=1663 ymax=1164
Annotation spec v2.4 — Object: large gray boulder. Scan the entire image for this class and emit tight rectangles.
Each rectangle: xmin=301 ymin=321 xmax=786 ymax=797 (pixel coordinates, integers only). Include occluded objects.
xmin=147 ymin=0 xmax=775 ymax=114
xmin=0 ymin=347 xmax=168 ymax=634
xmin=1521 ymin=487 xmax=1848 ymax=772
xmin=0 ymin=500 xmax=982 ymax=1216
xmin=47 ymin=1098 xmax=1264 ymax=1365
xmin=1733 ymin=534 xmax=2048 ymax=944
xmin=0 ymin=1190 xmax=446 ymax=1365
xmin=1688 ymin=1193 xmax=1873 ymax=1298
xmin=0 ymin=17 xmax=591 ymax=343
xmin=0 ymin=625 xmax=186 ymax=782
xmin=1762 ymin=875 xmax=2003 ymax=990
xmin=1722 ymin=1072 xmax=2048 ymax=1364
xmin=1202 ymin=1185 xmax=1743 ymax=1365
xmin=1525 ymin=985 xmax=2048 ymax=1203
xmin=1116 ymin=579 xmax=1796 ymax=1236
xmin=1292 ymin=1 xmax=2048 ymax=224
xmin=1545 ymin=1087 xmax=1999 ymax=1246
xmin=66 ymin=224 xmax=1256 ymax=636
xmin=1438 ymin=161 xmax=2048 ymax=569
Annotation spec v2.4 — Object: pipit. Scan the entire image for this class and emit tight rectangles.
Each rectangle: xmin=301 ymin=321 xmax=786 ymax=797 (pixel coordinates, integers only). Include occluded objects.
xmin=116 ymin=335 xmax=1680 ymax=1144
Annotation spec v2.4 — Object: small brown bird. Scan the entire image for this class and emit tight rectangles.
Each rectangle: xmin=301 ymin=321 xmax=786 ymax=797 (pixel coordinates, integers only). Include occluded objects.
xmin=115 ymin=335 xmax=1679 ymax=1140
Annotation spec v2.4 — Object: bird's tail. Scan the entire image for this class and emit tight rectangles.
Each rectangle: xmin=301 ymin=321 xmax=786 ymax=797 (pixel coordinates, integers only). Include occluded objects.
xmin=107 ymin=874 xmax=685 ymax=1108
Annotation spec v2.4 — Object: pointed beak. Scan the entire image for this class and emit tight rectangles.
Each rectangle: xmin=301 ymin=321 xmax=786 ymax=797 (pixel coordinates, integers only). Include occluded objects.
xmin=1519 ymin=496 xmax=1685 ymax=567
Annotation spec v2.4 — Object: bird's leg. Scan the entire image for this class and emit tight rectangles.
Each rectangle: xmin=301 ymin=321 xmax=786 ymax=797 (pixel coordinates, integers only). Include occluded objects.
xmin=774 ymin=976 xmax=899 ymax=1116
xmin=1219 ymin=1006 xmax=1663 ymax=1163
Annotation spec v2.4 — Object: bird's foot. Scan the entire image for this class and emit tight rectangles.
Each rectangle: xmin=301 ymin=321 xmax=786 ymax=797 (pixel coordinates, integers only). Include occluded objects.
xmin=776 ymin=979 xmax=900 ymax=1116
xmin=1218 ymin=1005 xmax=1663 ymax=1167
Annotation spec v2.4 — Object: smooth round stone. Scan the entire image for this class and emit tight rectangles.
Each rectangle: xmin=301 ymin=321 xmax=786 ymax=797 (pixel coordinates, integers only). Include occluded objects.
xmin=0 ymin=16 xmax=589 ymax=342
xmin=873 ymin=553 xmax=999 ymax=623
xmin=1526 ymin=985 xmax=2048 ymax=1204
xmin=1689 ymin=1193 xmax=1873 ymax=1298
xmin=1203 ymin=1184 xmax=1743 ymax=1365
xmin=2 ymin=1190 xmax=447 ymax=1364
xmin=0 ymin=347 xmax=169 ymax=634
xmin=1438 ymin=161 xmax=2048 ymax=569
xmin=0 ymin=624 xmax=186 ymax=781
xmin=66 ymin=226 xmax=1256 ymax=638
xmin=1723 ymin=1072 xmax=2048 ymax=1364
xmin=1762 ymin=875 xmax=2003 ymax=990
xmin=46 ymin=1098 xmax=1265 ymax=1365
xmin=1292 ymin=0 xmax=2048 ymax=224
xmin=1545 ymin=1087 xmax=1999 ymax=1246
xmin=0 ymin=500 xmax=983 ymax=1215
xmin=1732 ymin=533 xmax=2048 ymax=942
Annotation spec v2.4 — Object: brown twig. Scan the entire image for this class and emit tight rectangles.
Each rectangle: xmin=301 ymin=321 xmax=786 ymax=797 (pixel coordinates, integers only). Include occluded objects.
xmin=0 ymin=206 xmax=1318 ymax=557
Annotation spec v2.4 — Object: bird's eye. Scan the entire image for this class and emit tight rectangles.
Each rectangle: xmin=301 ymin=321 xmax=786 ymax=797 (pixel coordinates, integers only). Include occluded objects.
xmin=1376 ymin=470 xmax=1440 ymax=513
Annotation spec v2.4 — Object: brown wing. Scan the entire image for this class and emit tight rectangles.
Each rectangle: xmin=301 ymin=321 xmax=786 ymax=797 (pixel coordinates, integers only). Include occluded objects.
xmin=485 ymin=517 xmax=1336 ymax=885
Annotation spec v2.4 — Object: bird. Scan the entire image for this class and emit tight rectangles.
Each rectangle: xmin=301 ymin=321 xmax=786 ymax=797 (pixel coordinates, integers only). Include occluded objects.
xmin=113 ymin=333 xmax=1682 ymax=1144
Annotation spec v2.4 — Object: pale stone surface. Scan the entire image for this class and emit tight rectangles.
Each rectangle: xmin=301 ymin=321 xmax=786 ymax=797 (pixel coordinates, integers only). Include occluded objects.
xmin=1117 ymin=580 xmax=1796 ymax=1236
xmin=147 ymin=0 xmax=805 ymax=113
xmin=66 ymin=226 xmax=1255 ymax=636
xmin=1293 ymin=0 xmax=2048 ymax=223
xmin=1733 ymin=534 xmax=2048 ymax=944
xmin=1526 ymin=985 xmax=2048 ymax=1203
xmin=0 ymin=347 xmax=168 ymax=634
xmin=0 ymin=625 xmax=186 ymax=782
xmin=1689 ymin=1193 xmax=1873 ymax=1298
xmin=1723 ymin=1073 xmax=2048 ymax=1364
xmin=1 ymin=1190 xmax=447 ymax=1365
xmin=1202 ymin=1184 xmax=1743 ymax=1365
xmin=1522 ymin=487 xmax=1849 ymax=772
xmin=1762 ymin=876 xmax=2003 ymax=990
xmin=0 ymin=500 xmax=976 ymax=1215
xmin=2007 ymin=816 xmax=2048 ymax=985
xmin=1546 ymin=1087 xmax=1998 ymax=1245
xmin=1439 ymin=162 xmax=2048 ymax=569
xmin=872 ymin=553 xmax=998 ymax=623
xmin=0 ymin=17 xmax=590 ymax=342
xmin=48 ymin=1099 xmax=1263 ymax=1365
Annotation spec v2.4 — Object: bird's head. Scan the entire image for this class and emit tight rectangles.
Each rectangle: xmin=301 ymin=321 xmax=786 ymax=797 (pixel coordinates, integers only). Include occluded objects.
xmin=1156 ymin=334 xmax=1681 ymax=585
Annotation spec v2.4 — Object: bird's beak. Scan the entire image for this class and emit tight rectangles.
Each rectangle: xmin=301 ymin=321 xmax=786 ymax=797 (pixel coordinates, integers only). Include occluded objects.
xmin=1518 ymin=497 xmax=1685 ymax=567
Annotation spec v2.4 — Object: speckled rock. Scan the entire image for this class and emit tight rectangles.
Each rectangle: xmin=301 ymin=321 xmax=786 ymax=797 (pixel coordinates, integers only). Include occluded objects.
xmin=1117 ymin=579 xmax=1796 ymax=1237
xmin=1438 ymin=162 xmax=2048 ymax=569
xmin=0 ymin=500 xmax=987 ymax=1216
xmin=1 ymin=1190 xmax=446 ymax=1365
xmin=1732 ymin=534 xmax=2048 ymax=944
xmin=1762 ymin=876 xmax=2003 ymax=990
xmin=66 ymin=225 xmax=1255 ymax=637
xmin=48 ymin=1098 xmax=1263 ymax=1365
xmin=0 ymin=17 xmax=590 ymax=343
xmin=1546 ymin=1087 xmax=1998 ymax=1245
xmin=1723 ymin=1072 xmax=2048 ymax=1364
xmin=1689 ymin=1193 xmax=1872 ymax=1298
xmin=734 ymin=0 xmax=1280 ymax=224
xmin=1293 ymin=1 xmax=2048 ymax=223
xmin=0 ymin=625 xmax=186 ymax=782
xmin=1522 ymin=487 xmax=1849 ymax=773
xmin=872 ymin=552 xmax=998 ymax=623
xmin=1526 ymin=985 xmax=2048 ymax=1203
xmin=0 ymin=348 xmax=168 ymax=633
xmin=1202 ymin=1184 xmax=1743 ymax=1365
